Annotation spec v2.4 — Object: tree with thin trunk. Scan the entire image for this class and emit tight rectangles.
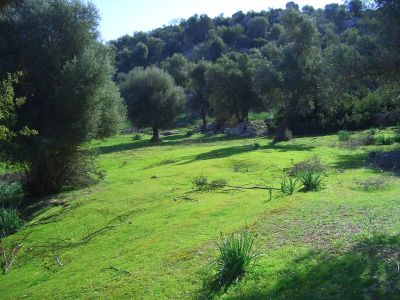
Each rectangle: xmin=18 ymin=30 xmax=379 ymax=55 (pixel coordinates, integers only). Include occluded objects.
xmin=252 ymin=10 xmax=321 ymax=141
xmin=120 ymin=67 xmax=185 ymax=142
xmin=188 ymin=60 xmax=212 ymax=132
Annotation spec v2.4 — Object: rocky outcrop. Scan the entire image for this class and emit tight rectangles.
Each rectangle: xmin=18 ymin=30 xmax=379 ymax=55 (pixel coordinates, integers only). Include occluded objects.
xmin=224 ymin=121 xmax=268 ymax=138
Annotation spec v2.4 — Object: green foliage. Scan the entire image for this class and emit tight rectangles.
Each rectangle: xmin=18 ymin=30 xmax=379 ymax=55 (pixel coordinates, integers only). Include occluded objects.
xmin=215 ymin=231 xmax=259 ymax=289
xmin=0 ymin=0 xmax=125 ymax=196
xmin=280 ymin=176 xmax=299 ymax=195
xmin=120 ymin=67 xmax=185 ymax=142
xmin=251 ymin=142 xmax=261 ymax=150
xmin=374 ymin=134 xmax=395 ymax=145
xmin=0 ymin=181 xmax=23 ymax=205
xmin=206 ymin=53 xmax=261 ymax=125
xmin=192 ymin=174 xmax=209 ymax=191
xmin=298 ymin=171 xmax=325 ymax=192
xmin=337 ymin=130 xmax=352 ymax=141
xmin=0 ymin=208 xmax=21 ymax=238
xmin=132 ymin=133 xmax=142 ymax=141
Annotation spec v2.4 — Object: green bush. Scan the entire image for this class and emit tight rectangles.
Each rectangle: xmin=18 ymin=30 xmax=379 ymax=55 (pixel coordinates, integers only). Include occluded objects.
xmin=374 ymin=134 xmax=395 ymax=145
xmin=0 ymin=181 xmax=23 ymax=204
xmin=209 ymin=178 xmax=228 ymax=189
xmin=251 ymin=142 xmax=261 ymax=150
xmin=215 ymin=231 xmax=259 ymax=289
xmin=192 ymin=174 xmax=209 ymax=190
xmin=185 ymin=130 xmax=193 ymax=137
xmin=0 ymin=208 xmax=21 ymax=237
xmin=132 ymin=133 xmax=142 ymax=141
xmin=337 ymin=130 xmax=351 ymax=141
xmin=298 ymin=171 xmax=324 ymax=192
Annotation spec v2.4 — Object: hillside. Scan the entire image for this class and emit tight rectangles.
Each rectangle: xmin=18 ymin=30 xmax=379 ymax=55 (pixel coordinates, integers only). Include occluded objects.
xmin=1 ymin=128 xmax=400 ymax=299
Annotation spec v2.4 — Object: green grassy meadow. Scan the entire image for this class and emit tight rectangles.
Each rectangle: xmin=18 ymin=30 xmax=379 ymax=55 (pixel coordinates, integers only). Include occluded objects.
xmin=1 ymin=129 xmax=400 ymax=299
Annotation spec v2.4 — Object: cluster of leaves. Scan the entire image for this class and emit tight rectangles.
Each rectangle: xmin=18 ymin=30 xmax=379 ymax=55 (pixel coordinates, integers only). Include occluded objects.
xmin=0 ymin=208 xmax=21 ymax=238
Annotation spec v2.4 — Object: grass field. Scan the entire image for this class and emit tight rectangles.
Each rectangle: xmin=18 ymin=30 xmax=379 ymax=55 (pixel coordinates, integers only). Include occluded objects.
xmin=1 ymin=128 xmax=400 ymax=299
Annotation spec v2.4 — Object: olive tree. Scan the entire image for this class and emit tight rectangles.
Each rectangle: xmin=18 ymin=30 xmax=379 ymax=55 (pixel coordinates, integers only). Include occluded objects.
xmin=120 ymin=67 xmax=185 ymax=142
xmin=0 ymin=0 xmax=126 ymax=196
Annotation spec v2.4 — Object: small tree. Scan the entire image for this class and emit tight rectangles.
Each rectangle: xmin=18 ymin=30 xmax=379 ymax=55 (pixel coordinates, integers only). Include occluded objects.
xmin=188 ymin=60 xmax=212 ymax=132
xmin=252 ymin=10 xmax=321 ymax=141
xmin=120 ymin=67 xmax=185 ymax=142
xmin=206 ymin=53 xmax=260 ymax=125
xmin=0 ymin=0 xmax=126 ymax=196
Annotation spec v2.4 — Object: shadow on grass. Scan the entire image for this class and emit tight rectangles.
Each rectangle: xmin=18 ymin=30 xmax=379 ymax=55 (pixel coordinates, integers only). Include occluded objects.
xmin=180 ymin=142 xmax=315 ymax=165
xmin=199 ymin=234 xmax=400 ymax=300
xmin=97 ymin=134 xmax=247 ymax=155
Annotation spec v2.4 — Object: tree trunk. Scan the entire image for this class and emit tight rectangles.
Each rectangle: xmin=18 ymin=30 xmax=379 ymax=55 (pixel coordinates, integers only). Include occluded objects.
xmin=274 ymin=112 xmax=291 ymax=142
xmin=200 ymin=112 xmax=207 ymax=133
xmin=151 ymin=126 xmax=160 ymax=143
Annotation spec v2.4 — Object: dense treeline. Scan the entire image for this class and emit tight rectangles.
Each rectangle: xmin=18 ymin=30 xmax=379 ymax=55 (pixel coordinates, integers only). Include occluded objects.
xmin=112 ymin=0 xmax=400 ymax=139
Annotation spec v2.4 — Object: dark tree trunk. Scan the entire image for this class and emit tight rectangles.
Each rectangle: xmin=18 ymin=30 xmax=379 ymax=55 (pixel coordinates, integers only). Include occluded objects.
xmin=274 ymin=112 xmax=291 ymax=142
xmin=151 ymin=126 xmax=160 ymax=143
xmin=200 ymin=112 xmax=207 ymax=133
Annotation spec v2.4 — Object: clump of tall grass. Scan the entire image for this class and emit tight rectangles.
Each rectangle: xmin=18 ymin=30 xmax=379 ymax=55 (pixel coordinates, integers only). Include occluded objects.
xmin=215 ymin=231 xmax=260 ymax=289
xmin=286 ymin=156 xmax=327 ymax=192
xmin=298 ymin=171 xmax=324 ymax=192
xmin=337 ymin=130 xmax=351 ymax=141
xmin=0 ymin=208 xmax=21 ymax=238
xmin=374 ymin=134 xmax=395 ymax=145
xmin=280 ymin=176 xmax=299 ymax=195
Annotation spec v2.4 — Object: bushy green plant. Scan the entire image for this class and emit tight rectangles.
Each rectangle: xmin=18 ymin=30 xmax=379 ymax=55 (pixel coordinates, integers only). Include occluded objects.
xmin=215 ymin=231 xmax=260 ymax=289
xmin=185 ymin=130 xmax=193 ymax=137
xmin=0 ymin=208 xmax=21 ymax=237
xmin=337 ymin=130 xmax=351 ymax=141
xmin=280 ymin=176 xmax=299 ymax=195
xmin=374 ymin=134 xmax=395 ymax=145
xmin=132 ymin=133 xmax=142 ymax=141
xmin=251 ymin=142 xmax=261 ymax=150
xmin=0 ymin=181 xmax=23 ymax=204
xmin=298 ymin=171 xmax=324 ymax=192
xmin=192 ymin=174 xmax=209 ymax=190
xmin=394 ymin=130 xmax=400 ymax=143
xmin=369 ymin=128 xmax=377 ymax=136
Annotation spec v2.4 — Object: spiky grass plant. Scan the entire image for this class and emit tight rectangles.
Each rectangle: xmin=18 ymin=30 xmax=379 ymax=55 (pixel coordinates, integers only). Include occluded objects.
xmin=215 ymin=231 xmax=260 ymax=289
xmin=298 ymin=171 xmax=324 ymax=192
xmin=0 ymin=208 xmax=21 ymax=238
xmin=280 ymin=176 xmax=299 ymax=195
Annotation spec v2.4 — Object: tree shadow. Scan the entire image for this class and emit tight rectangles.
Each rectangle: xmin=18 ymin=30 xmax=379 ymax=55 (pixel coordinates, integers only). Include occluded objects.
xmin=221 ymin=233 xmax=400 ymax=300
xmin=97 ymin=134 xmax=247 ymax=155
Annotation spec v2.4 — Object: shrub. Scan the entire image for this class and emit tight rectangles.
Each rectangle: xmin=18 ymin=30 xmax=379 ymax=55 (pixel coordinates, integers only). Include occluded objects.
xmin=369 ymin=128 xmax=377 ymax=136
xmin=337 ymin=130 xmax=352 ymax=141
xmin=0 ymin=181 xmax=23 ymax=204
xmin=185 ymin=130 xmax=193 ymax=137
xmin=192 ymin=174 xmax=209 ymax=190
xmin=287 ymin=155 xmax=328 ymax=177
xmin=356 ymin=177 xmax=388 ymax=191
xmin=132 ymin=133 xmax=142 ymax=141
xmin=298 ymin=171 xmax=324 ymax=192
xmin=0 ymin=208 xmax=21 ymax=238
xmin=280 ymin=176 xmax=299 ymax=195
xmin=215 ymin=231 xmax=260 ymax=289
xmin=251 ymin=142 xmax=261 ymax=150
xmin=374 ymin=134 xmax=395 ymax=145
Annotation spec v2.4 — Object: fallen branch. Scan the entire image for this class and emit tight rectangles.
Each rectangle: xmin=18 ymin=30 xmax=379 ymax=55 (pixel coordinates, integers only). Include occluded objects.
xmin=2 ymin=243 xmax=22 ymax=274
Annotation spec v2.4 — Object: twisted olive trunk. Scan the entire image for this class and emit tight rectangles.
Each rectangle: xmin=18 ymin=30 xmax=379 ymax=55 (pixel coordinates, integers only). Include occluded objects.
xmin=151 ymin=126 xmax=160 ymax=143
